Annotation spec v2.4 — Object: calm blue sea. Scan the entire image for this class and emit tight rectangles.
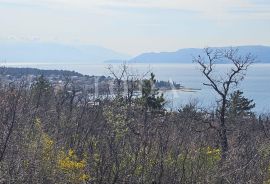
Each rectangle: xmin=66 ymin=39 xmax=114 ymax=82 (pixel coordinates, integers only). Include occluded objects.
xmin=2 ymin=62 xmax=270 ymax=113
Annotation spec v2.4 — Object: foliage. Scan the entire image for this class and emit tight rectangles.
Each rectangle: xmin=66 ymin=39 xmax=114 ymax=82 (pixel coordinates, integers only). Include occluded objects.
xmin=58 ymin=149 xmax=90 ymax=183
xmin=141 ymin=73 xmax=165 ymax=110
xmin=20 ymin=118 xmax=90 ymax=183
xmin=227 ymin=90 xmax=255 ymax=117
xmin=0 ymin=71 xmax=269 ymax=184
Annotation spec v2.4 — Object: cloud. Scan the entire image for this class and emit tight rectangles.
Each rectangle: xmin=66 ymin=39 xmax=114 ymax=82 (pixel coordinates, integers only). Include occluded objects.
xmin=93 ymin=0 xmax=270 ymax=22
xmin=1 ymin=0 xmax=268 ymax=20
xmin=1 ymin=0 xmax=269 ymax=54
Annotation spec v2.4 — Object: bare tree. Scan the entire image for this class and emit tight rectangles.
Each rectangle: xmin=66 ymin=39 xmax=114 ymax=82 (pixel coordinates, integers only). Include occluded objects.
xmin=193 ymin=47 xmax=255 ymax=159
xmin=107 ymin=63 xmax=151 ymax=102
xmin=107 ymin=63 xmax=128 ymax=97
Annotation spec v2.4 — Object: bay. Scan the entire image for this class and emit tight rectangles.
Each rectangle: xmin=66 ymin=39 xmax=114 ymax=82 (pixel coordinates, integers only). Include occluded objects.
xmin=2 ymin=62 xmax=270 ymax=113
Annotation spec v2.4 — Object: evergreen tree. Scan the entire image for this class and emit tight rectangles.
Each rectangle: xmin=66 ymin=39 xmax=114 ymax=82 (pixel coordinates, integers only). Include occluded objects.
xmin=141 ymin=73 xmax=165 ymax=110
xmin=227 ymin=90 xmax=255 ymax=117
xmin=31 ymin=75 xmax=53 ymax=108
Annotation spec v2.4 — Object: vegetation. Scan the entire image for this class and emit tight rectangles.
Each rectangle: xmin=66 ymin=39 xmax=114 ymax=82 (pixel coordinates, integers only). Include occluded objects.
xmin=227 ymin=90 xmax=256 ymax=117
xmin=193 ymin=47 xmax=255 ymax=160
xmin=0 ymin=67 xmax=84 ymax=77
xmin=0 ymin=48 xmax=270 ymax=184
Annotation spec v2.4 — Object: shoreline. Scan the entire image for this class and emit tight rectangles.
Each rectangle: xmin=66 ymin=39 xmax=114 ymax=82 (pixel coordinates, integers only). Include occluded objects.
xmin=159 ymin=87 xmax=201 ymax=93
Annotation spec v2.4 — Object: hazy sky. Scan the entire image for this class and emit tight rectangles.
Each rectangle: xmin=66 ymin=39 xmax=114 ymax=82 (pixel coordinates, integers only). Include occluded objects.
xmin=0 ymin=0 xmax=270 ymax=55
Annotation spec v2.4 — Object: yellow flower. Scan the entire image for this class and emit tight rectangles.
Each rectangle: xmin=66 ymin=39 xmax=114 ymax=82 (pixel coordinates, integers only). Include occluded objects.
xmin=68 ymin=149 xmax=75 ymax=157
xmin=79 ymin=174 xmax=90 ymax=181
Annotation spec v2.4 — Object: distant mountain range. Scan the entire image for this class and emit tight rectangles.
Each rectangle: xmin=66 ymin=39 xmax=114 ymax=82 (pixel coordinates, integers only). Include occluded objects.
xmin=0 ymin=42 xmax=130 ymax=63
xmin=129 ymin=46 xmax=270 ymax=64
xmin=0 ymin=42 xmax=269 ymax=64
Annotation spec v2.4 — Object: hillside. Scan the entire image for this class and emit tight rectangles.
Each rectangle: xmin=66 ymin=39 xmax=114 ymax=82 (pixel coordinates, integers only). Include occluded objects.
xmin=0 ymin=42 xmax=130 ymax=63
xmin=129 ymin=45 xmax=270 ymax=63
xmin=0 ymin=67 xmax=84 ymax=78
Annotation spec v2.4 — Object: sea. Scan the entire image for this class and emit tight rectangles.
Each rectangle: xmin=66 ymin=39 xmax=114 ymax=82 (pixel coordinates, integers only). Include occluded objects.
xmin=2 ymin=62 xmax=270 ymax=114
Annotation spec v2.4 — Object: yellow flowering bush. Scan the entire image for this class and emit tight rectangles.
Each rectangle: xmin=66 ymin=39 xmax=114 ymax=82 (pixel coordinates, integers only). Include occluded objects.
xmin=58 ymin=149 xmax=90 ymax=183
xmin=206 ymin=146 xmax=221 ymax=162
xmin=30 ymin=118 xmax=90 ymax=183
xmin=34 ymin=118 xmax=55 ymax=172
xmin=103 ymin=107 xmax=128 ymax=140
xmin=42 ymin=134 xmax=54 ymax=161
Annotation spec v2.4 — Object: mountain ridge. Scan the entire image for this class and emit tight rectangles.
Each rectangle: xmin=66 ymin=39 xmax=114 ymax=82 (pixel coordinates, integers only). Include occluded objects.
xmin=129 ymin=45 xmax=270 ymax=64
xmin=1 ymin=43 xmax=270 ymax=64
xmin=0 ymin=41 xmax=130 ymax=63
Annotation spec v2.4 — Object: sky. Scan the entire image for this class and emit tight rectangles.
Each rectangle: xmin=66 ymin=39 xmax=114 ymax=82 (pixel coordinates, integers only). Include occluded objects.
xmin=0 ymin=0 xmax=270 ymax=56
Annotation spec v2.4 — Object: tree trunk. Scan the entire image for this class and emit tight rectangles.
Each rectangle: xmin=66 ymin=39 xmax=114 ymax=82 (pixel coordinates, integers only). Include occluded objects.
xmin=219 ymin=97 xmax=228 ymax=160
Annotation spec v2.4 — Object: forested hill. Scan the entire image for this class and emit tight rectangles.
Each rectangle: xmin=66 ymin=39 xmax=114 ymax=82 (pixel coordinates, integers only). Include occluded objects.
xmin=0 ymin=67 xmax=84 ymax=78
xmin=0 ymin=67 xmax=179 ymax=90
